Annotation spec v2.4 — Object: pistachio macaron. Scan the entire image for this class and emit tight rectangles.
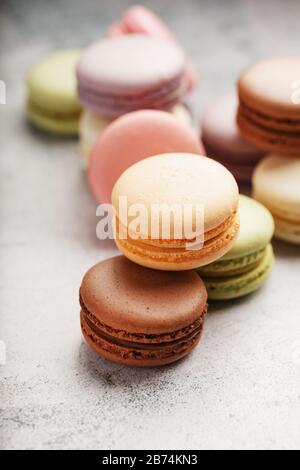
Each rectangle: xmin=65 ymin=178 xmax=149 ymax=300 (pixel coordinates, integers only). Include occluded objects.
xmin=198 ymin=195 xmax=275 ymax=300
xmin=253 ymin=154 xmax=300 ymax=244
xmin=26 ymin=49 xmax=81 ymax=135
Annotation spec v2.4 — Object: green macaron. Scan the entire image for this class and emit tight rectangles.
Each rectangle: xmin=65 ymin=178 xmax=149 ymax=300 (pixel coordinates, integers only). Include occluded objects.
xmin=26 ymin=49 xmax=81 ymax=135
xmin=198 ymin=195 xmax=275 ymax=300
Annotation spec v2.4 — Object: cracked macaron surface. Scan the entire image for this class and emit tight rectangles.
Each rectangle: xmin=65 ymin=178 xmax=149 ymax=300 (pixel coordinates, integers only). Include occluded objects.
xmin=79 ymin=256 xmax=208 ymax=367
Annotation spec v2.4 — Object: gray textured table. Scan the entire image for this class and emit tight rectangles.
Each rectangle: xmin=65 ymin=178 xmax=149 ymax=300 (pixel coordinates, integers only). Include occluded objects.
xmin=1 ymin=0 xmax=300 ymax=450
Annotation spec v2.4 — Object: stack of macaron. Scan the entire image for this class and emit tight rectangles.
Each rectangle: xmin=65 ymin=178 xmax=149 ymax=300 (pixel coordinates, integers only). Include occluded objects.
xmin=236 ymin=57 xmax=300 ymax=245
xmin=76 ymin=6 xmax=197 ymax=166
xmin=25 ymin=7 xmax=294 ymax=369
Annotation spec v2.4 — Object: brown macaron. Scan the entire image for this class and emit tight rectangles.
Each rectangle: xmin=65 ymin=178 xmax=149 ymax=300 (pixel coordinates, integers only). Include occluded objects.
xmin=79 ymin=256 xmax=208 ymax=367
xmin=237 ymin=57 xmax=300 ymax=155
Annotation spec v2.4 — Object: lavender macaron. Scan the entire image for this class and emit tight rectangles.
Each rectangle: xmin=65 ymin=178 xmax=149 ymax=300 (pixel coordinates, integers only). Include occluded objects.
xmin=76 ymin=34 xmax=188 ymax=118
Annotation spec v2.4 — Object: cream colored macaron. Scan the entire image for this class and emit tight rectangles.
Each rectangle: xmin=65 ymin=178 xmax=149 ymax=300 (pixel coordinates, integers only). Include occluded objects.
xmin=253 ymin=154 xmax=300 ymax=244
xmin=112 ymin=153 xmax=240 ymax=271
xmin=79 ymin=104 xmax=193 ymax=168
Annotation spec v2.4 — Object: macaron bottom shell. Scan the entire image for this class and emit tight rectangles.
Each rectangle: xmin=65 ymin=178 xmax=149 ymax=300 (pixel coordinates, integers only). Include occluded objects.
xmin=80 ymin=310 xmax=205 ymax=367
xmin=200 ymin=244 xmax=274 ymax=301
xmin=27 ymin=101 xmax=79 ymax=135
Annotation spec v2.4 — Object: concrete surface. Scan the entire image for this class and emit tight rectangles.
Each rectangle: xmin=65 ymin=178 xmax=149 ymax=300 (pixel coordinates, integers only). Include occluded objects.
xmin=1 ymin=0 xmax=300 ymax=450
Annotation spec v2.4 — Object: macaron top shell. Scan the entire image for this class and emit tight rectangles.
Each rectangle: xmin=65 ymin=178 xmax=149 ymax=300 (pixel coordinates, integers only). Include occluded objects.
xmin=112 ymin=153 xmax=239 ymax=236
xmin=253 ymin=154 xmax=300 ymax=217
xmin=88 ymin=110 xmax=203 ymax=204
xmin=77 ymin=35 xmax=185 ymax=95
xmin=238 ymin=57 xmax=300 ymax=118
xmin=222 ymin=195 xmax=274 ymax=260
xmin=202 ymin=93 xmax=264 ymax=162
xmin=80 ymin=256 xmax=207 ymax=335
xmin=27 ymin=49 xmax=81 ymax=112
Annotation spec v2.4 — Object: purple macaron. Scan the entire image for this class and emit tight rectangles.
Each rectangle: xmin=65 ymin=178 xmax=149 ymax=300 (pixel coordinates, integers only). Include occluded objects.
xmin=201 ymin=93 xmax=265 ymax=185
xmin=76 ymin=35 xmax=187 ymax=118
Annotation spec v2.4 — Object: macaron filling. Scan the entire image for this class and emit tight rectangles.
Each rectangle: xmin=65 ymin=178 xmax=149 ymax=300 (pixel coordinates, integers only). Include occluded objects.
xmin=78 ymin=75 xmax=186 ymax=116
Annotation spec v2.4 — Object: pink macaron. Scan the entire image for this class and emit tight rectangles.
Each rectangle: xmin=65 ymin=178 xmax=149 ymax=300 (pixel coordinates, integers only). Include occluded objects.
xmin=88 ymin=109 xmax=205 ymax=203
xmin=105 ymin=6 xmax=198 ymax=92
xmin=76 ymin=35 xmax=188 ymax=118
xmin=202 ymin=93 xmax=265 ymax=184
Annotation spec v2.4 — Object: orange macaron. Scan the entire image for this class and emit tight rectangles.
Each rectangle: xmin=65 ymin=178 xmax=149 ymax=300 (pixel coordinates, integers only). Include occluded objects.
xmin=112 ymin=153 xmax=240 ymax=271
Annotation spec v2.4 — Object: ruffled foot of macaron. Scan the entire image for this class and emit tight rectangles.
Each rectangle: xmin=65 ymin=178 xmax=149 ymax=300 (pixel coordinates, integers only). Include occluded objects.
xmin=237 ymin=57 xmax=300 ymax=156
xmin=79 ymin=104 xmax=194 ymax=168
xmin=202 ymin=93 xmax=265 ymax=185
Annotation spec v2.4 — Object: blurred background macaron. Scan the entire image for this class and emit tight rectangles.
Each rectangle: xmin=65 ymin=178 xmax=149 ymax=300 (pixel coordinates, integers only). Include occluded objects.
xmin=80 ymin=256 xmax=208 ymax=367
xmin=112 ymin=153 xmax=239 ymax=271
xmin=198 ymin=195 xmax=275 ymax=300
xmin=26 ymin=49 xmax=81 ymax=135
xmin=237 ymin=57 xmax=300 ymax=155
xmin=253 ymin=154 xmax=300 ymax=244
xmin=88 ymin=110 xmax=204 ymax=203
xmin=201 ymin=93 xmax=265 ymax=186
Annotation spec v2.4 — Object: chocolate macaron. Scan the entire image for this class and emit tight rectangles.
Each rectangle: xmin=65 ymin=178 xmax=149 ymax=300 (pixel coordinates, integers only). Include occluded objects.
xmin=80 ymin=256 xmax=208 ymax=367
xmin=237 ymin=57 xmax=300 ymax=155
